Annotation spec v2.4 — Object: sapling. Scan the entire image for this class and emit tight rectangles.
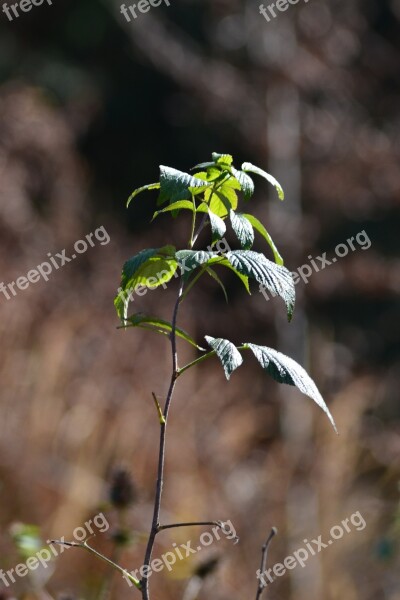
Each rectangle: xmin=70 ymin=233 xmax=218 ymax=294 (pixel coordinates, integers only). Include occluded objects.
xmin=53 ymin=152 xmax=337 ymax=600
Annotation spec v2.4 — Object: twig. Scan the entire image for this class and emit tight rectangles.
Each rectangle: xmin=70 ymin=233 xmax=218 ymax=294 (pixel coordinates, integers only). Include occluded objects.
xmin=50 ymin=539 xmax=141 ymax=590
xmin=255 ymin=528 xmax=277 ymax=600
xmin=158 ymin=520 xmax=239 ymax=543
xmin=151 ymin=392 xmax=166 ymax=425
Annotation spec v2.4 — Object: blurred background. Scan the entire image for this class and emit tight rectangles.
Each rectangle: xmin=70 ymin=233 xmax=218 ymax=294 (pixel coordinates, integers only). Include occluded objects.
xmin=0 ymin=0 xmax=399 ymax=599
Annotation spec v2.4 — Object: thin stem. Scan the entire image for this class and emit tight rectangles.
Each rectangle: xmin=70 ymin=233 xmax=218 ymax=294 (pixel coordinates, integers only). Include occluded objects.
xmin=159 ymin=521 xmax=223 ymax=532
xmin=141 ymin=280 xmax=184 ymax=600
xmin=255 ymin=528 xmax=277 ymax=600
xmin=159 ymin=521 xmax=239 ymax=544
xmin=189 ymin=195 xmax=197 ymax=249
xmin=192 ymin=211 xmax=209 ymax=247
xmin=50 ymin=539 xmax=141 ymax=590
xmin=178 ymin=351 xmax=216 ymax=377
xmin=178 ymin=344 xmax=249 ymax=377
xmin=98 ymin=546 xmax=123 ymax=600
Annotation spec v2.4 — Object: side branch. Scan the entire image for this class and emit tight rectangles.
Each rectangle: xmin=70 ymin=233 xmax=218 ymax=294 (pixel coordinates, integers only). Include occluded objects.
xmin=255 ymin=528 xmax=277 ymax=600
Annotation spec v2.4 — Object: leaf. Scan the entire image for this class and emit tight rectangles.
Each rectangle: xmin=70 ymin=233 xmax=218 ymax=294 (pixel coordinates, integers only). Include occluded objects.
xmin=153 ymin=200 xmax=195 ymax=220
xmin=115 ymin=246 xmax=178 ymax=321
xmin=208 ymin=209 xmax=226 ymax=243
xmin=205 ymin=336 xmax=243 ymax=380
xmin=241 ymin=162 xmax=284 ymax=200
xmin=175 ymin=250 xmax=216 ymax=278
xmin=231 ymin=167 xmax=255 ymax=200
xmin=126 ymin=183 xmax=160 ymax=207
xmin=205 ymin=184 xmax=238 ymax=217
xmin=242 ymin=214 xmax=284 ymax=265
xmin=205 ymin=267 xmax=229 ymax=303
xmin=230 ymin=211 xmax=254 ymax=250
xmin=207 ymin=257 xmax=251 ymax=294
xmin=192 ymin=161 xmax=219 ymax=171
xmin=245 ymin=344 xmax=337 ymax=432
xmin=158 ymin=166 xmax=210 ymax=205
xmin=124 ymin=313 xmax=206 ymax=351
xmin=223 ymin=176 xmax=241 ymax=191
xmin=225 ymin=250 xmax=295 ymax=320
xmin=211 ymin=152 xmax=234 ymax=166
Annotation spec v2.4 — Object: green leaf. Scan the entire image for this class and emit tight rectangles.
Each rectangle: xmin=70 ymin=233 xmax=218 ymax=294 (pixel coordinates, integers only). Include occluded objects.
xmin=230 ymin=210 xmax=254 ymax=250
xmin=175 ymin=250 xmax=216 ymax=278
xmin=153 ymin=200 xmax=195 ymax=220
xmin=205 ymin=336 xmax=243 ymax=380
xmin=211 ymin=152 xmax=234 ymax=166
xmin=115 ymin=246 xmax=178 ymax=321
xmin=207 ymin=257 xmax=251 ymax=294
xmin=127 ymin=183 xmax=160 ymax=207
xmin=245 ymin=344 xmax=337 ymax=432
xmin=225 ymin=250 xmax=295 ymax=320
xmin=124 ymin=313 xmax=206 ymax=351
xmin=231 ymin=167 xmax=255 ymax=200
xmin=158 ymin=166 xmax=210 ymax=205
xmin=223 ymin=175 xmax=241 ymax=191
xmin=241 ymin=162 xmax=284 ymax=200
xmin=205 ymin=184 xmax=238 ymax=218
xmin=242 ymin=214 xmax=284 ymax=265
xmin=205 ymin=267 xmax=229 ymax=303
xmin=208 ymin=208 xmax=226 ymax=243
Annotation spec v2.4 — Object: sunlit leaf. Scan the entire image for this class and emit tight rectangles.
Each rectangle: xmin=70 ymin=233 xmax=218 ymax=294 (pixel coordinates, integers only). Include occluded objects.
xmin=242 ymin=213 xmax=284 ymax=265
xmin=208 ymin=209 xmax=226 ymax=243
xmin=158 ymin=166 xmax=210 ymax=205
xmin=205 ymin=336 xmax=243 ymax=380
xmin=226 ymin=250 xmax=295 ymax=320
xmin=231 ymin=167 xmax=255 ymax=200
xmin=230 ymin=211 xmax=254 ymax=250
xmin=245 ymin=344 xmax=337 ymax=431
xmin=241 ymin=162 xmax=284 ymax=200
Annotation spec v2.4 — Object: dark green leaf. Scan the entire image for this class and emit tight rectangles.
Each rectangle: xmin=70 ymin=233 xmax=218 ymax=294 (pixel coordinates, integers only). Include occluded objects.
xmin=241 ymin=162 xmax=284 ymax=200
xmin=175 ymin=250 xmax=216 ymax=279
xmin=208 ymin=209 xmax=226 ymax=243
xmin=230 ymin=211 xmax=254 ymax=250
xmin=242 ymin=214 xmax=284 ymax=265
xmin=226 ymin=250 xmax=295 ymax=320
xmin=231 ymin=167 xmax=255 ymax=200
xmin=205 ymin=336 xmax=243 ymax=380
xmin=158 ymin=166 xmax=210 ymax=205
xmin=245 ymin=344 xmax=337 ymax=431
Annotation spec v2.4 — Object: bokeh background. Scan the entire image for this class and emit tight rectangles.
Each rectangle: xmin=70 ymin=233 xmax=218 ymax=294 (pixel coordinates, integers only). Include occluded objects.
xmin=0 ymin=0 xmax=399 ymax=599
